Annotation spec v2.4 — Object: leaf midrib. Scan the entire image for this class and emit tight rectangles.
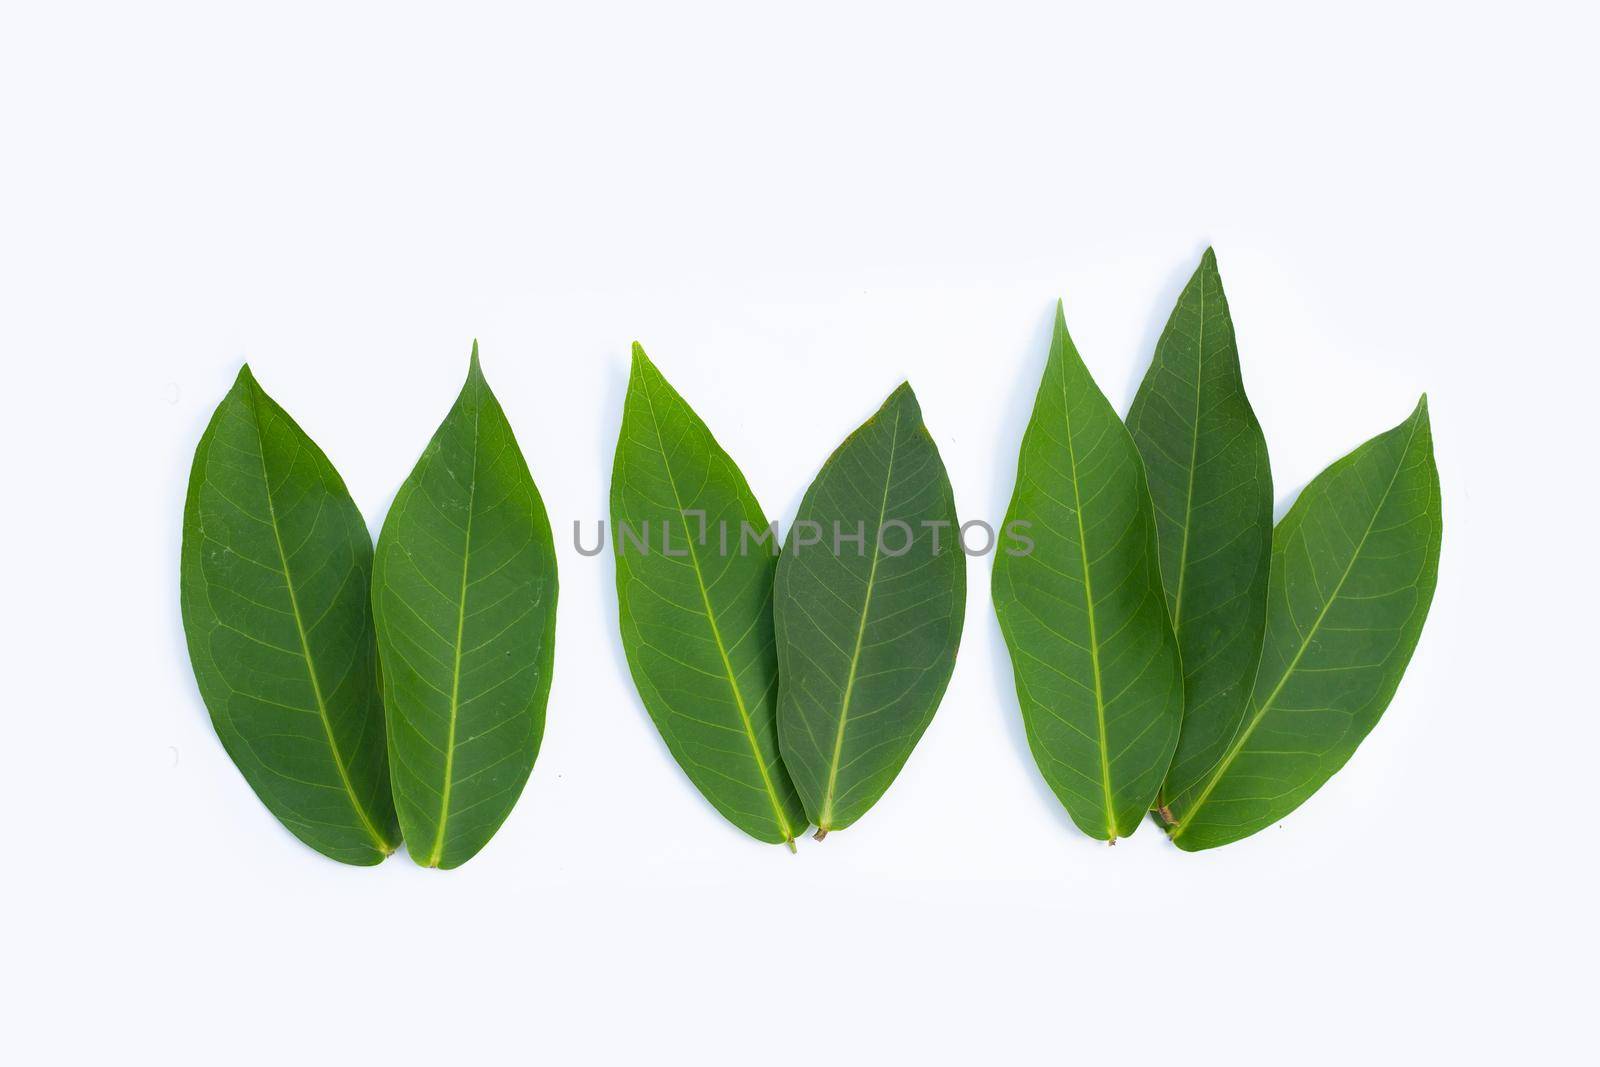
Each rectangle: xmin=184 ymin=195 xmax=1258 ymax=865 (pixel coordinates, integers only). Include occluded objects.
xmin=819 ymin=404 xmax=901 ymax=830
xmin=1059 ymin=352 xmax=1118 ymax=841
xmin=1169 ymin=272 xmax=1206 ymax=631
xmin=639 ymin=377 xmax=798 ymax=849
xmin=428 ymin=381 xmax=482 ymax=868
xmin=247 ymin=385 xmax=393 ymax=856
xmin=1172 ymin=416 xmax=1420 ymax=840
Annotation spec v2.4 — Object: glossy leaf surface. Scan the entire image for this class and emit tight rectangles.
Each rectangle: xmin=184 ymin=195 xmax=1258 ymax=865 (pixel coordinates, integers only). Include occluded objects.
xmin=372 ymin=347 xmax=557 ymax=869
xmin=181 ymin=366 xmax=398 ymax=864
xmin=611 ymin=344 xmax=806 ymax=848
xmin=1126 ymin=249 xmax=1273 ymax=811
xmin=1166 ymin=398 xmax=1440 ymax=850
xmin=774 ymin=384 xmax=965 ymax=835
xmin=992 ymin=304 xmax=1184 ymax=841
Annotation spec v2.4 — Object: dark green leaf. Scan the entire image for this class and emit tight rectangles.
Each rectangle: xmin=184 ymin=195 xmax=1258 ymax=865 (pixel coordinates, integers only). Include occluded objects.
xmin=180 ymin=366 xmax=398 ymax=865
xmin=1125 ymin=248 xmax=1273 ymax=814
xmin=1166 ymin=397 xmax=1441 ymax=850
xmin=610 ymin=344 xmax=807 ymax=848
xmin=992 ymin=303 xmax=1184 ymax=841
xmin=774 ymin=384 xmax=966 ymax=836
xmin=372 ymin=346 xmax=558 ymax=869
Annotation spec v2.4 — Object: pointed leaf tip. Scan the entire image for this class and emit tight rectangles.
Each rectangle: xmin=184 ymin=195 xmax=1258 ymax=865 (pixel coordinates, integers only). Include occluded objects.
xmin=629 ymin=342 xmax=656 ymax=380
xmin=1050 ymin=299 xmax=1080 ymax=355
xmin=231 ymin=363 xmax=265 ymax=405
xmin=1053 ymin=298 xmax=1072 ymax=333
xmin=1408 ymin=394 xmax=1432 ymax=434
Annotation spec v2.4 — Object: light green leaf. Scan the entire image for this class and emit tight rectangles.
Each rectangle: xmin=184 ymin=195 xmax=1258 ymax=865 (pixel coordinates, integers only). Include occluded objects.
xmin=992 ymin=303 xmax=1184 ymax=841
xmin=774 ymin=384 xmax=966 ymax=836
xmin=1125 ymin=248 xmax=1273 ymax=814
xmin=610 ymin=344 xmax=807 ymax=849
xmin=372 ymin=346 xmax=558 ymax=869
xmin=181 ymin=366 xmax=398 ymax=865
xmin=1166 ymin=397 xmax=1441 ymax=850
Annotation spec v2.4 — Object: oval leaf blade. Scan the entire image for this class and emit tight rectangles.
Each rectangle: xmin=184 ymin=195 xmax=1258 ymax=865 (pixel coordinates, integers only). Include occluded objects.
xmin=1125 ymin=249 xmax=1273 ymax=813
xmin=180 ymin=366 xmax=398 ymax=864
xmin=1166 ymin=397 xmax=1441 ymax=851
xmin=372 ymin=346 xmax=558 ymax=869
xmin=992 ymin=303 xmax=1184 ymax=841
xmin=610 ymin=344 xmax=806 ymax=848
xmin=774 ymin=384 xmax=966 ymax=836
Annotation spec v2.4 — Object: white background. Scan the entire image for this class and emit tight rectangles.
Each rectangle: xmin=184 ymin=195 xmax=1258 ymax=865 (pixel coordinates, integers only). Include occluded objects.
xmin=3 ymin=2 xmax=1596 ymax=1063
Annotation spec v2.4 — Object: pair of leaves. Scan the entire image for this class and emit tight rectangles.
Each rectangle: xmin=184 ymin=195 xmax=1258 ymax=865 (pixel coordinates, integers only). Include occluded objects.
xmin=611 ymin=346 xmax=964 ymax=847
xmin=181 ymin=347 xmax=557 ymax=867
xmin=994 ymin=250 xmax=1441 ymax=849
xmin=1162 ymin=392 xmax=1440 ymax=850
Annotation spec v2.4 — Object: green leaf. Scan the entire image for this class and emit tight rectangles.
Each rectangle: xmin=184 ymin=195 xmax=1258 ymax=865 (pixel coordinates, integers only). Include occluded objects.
xmin=180 ymin=366 xmax=398 ymax=865
xmin=372 ymin=345 xmax=558 ymax=869
xmin=774 ymin=384 xmax=966 ymax=836
xmin=610 ymin=344 xmax=807 ymax=849
xmin=992 ymin=302 xmax=1184 ymax=841
xmin=1125 ymin=248 xmax=1273 ymax=815
xmin=1166 ymin=397 xmax=1441 ymax=851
